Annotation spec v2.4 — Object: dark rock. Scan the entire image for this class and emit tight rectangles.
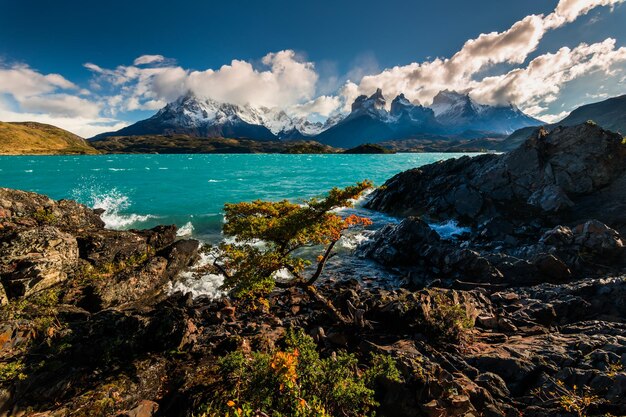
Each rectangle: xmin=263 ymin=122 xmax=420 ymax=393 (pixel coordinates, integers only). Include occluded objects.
xmin=0 ymin=225 xmax=79 ymax=298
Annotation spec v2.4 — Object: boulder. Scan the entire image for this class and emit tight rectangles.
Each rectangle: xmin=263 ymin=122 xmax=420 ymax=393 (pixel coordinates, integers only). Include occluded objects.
xmin=527 ymin=184 xmax=573 ymax=212
xmin=0 ymin=226 xmax=79 ymax=298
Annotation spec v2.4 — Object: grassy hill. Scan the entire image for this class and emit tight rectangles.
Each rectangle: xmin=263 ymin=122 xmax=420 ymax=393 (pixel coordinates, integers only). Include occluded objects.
xmin=0 ymin=122 xmax=99 ymax=155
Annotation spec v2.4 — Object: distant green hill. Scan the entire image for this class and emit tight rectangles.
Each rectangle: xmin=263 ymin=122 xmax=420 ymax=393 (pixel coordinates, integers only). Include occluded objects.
xmin=0 ymin=122 xmax=98 ymax=155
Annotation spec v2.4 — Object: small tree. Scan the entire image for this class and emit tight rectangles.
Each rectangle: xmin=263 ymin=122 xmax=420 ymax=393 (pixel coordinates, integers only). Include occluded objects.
xmin=211 ymin=181 xmax=373 ymax=320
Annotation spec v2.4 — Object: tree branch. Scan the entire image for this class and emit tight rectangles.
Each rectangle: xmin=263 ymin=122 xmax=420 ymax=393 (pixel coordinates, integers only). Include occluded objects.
xmin=303 ymin=285 xmax=350 ymax=324
xmin=212 ymin=259 xmax=231 ymax=280
xmin=306 ymin=239 xmax=338 ymax=286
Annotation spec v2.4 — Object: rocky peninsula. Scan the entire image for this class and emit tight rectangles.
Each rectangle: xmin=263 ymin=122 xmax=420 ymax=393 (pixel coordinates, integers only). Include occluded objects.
xmin=0 ymin=122 xmax=625 ymax=416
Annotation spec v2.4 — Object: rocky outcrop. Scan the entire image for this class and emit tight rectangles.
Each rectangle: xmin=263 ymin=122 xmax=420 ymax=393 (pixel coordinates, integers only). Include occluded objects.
xmin=363 ymin=123 xmax=626 ymax=287
xmin=0 ymin=188 xmax=199 ymax=309
xmin=367 ymin=123 xmax=626 ymax=234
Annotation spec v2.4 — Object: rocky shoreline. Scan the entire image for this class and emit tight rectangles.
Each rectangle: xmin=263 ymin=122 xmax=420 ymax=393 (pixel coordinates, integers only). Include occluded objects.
xmin=1 ymin=122 xmax=625 ymax=416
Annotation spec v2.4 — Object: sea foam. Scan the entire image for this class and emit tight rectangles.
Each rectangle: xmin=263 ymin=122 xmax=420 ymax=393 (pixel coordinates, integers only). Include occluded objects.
xmin=168 ymin=249 xmax=225 ymax=299
xmin=430 ymin=220 xmax=470 ymax=239
xmin=76 ymin=188 xmax=154 ymax=230
xmin=176 ymin=221 xmax=195 ymax=237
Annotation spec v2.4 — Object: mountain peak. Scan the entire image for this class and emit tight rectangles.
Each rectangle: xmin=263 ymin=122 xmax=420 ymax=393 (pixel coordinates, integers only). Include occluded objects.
xmin=351 ymin=89 xmax=387 ymax=115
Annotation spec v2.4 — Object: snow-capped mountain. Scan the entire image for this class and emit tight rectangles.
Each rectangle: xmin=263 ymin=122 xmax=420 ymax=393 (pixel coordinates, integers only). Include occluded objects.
xmin=315 ymin=89 xmax=541 ymax=147
xmin=92 ymin=93 xmax=340 ymax=141
xmin=92 ymin=90 xmax=541 ymax=147
xmin=431 ymin=90 xmax=542 ymax=134
xmin=316 ymin=89 xmax=443 ymax=147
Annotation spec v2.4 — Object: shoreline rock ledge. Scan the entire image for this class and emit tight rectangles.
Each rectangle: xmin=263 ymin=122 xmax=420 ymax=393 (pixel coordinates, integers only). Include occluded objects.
xmin=364 ymin=122 xmax=626 ymax=286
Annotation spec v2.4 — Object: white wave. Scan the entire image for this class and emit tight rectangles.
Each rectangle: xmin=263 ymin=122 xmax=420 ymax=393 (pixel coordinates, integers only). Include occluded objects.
xmin=24 ymin=170 xmax=33 ymax=173
xmin=430 ymin=220 xmax=470 ymax=239
xmin=108 ymin=168 xmax=127 ymax=171
xmin=176 ymin=221 xmax=194 ymax=237
xmin=207 ymin=179 xmax=225 ymax=183
xmin=338 ymin=231 xmax=374 ymax=250
xmin=88 ymin=189 xmax=154 ymax=229
xmin=168 ymin=249 xmax=225 ymax=299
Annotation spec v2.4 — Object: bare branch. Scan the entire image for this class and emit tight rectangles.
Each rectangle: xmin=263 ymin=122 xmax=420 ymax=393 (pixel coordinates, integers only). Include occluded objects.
xmin=212 ymin=259 xmax=232 ymax=280
xmin=306 ymin=239 xmax=338 ymax=286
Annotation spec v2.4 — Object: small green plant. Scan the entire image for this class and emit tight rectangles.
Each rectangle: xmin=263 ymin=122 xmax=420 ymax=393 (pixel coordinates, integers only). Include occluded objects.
xmin=33 ymin=208 xmax=58 ymax=224
xmin=534 ymin=380 xmax=599 ymax=417
xmin=607 ymin=361 xmax=624 ymax=378
xmin=621 ymin=136 xmax=626 ymax=145
xmin=585 ymin=120 xmax=597 ymax=126
xmin=424 ymin=294 xmax=473 ymax=344
xmin=0 ymin=360 xmax=27 ymax=382
xmin=197 ymin=329 xmax=401 ymax=417
xmin=79 ymin=249 xmax=153 ymax=281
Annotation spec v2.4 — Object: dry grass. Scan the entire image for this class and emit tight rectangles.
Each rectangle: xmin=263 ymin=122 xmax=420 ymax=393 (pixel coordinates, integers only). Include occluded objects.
xmin=0 ymin=121 xmax=99 ymax=155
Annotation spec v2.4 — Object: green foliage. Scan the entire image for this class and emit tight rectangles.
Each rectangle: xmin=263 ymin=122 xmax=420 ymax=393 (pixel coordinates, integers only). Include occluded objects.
xmin=197 ymin=329 xmax=401 ymax=417
xmin=621 ymin=136 xmax=626 ymax=145
xmin=534 ymin=380 xmax=599 ymax=417
xmin=607 ymin=361 xmax=624 ymax=378
xmin=33 ymin=208 xmax=58 ymax=224
xmin=585 ymin=120 xmax=597 ymax=126
xmin=0 ymin=360 xmax=27 ymax=383
xmin=79 ymin=250 xmax=153 ymax=281
xmin=425 ymin=294 xmax=473 ymax=344
xmin=214 ymin=181 xmax=373 ymax=299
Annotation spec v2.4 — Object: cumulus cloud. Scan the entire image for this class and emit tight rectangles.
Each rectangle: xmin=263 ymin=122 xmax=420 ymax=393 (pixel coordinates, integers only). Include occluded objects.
xmin=18 ymin=94 xmax=101 ymax=118
xmin=470 ymin=39 xmax=626 ymax=110
xmin=544 ymin=0 xmax=624 ymax=28
xmin=0 ymin=63 xmax=115 ymax=135
xmin=87 ymin=50 xmax=320 ymax=115
xmin=289 ymin=95 xmax=342 ymax=117
xmin=0 ymin=65 xmax=76 ymax=98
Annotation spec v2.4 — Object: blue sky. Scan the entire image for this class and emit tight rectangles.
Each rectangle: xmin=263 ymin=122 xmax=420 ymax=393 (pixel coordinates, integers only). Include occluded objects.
xmin=1 ymin=0 xmax=625 ymax=136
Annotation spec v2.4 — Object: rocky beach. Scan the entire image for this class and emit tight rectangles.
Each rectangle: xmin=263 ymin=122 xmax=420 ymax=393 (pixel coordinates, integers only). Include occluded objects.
xmin=0 ymin=122 xmax=625 ymax=416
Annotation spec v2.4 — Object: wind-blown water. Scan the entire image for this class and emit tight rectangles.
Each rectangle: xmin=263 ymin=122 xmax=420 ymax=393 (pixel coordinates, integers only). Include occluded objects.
xmin=0 ymin=153 xmax=474 ymax=242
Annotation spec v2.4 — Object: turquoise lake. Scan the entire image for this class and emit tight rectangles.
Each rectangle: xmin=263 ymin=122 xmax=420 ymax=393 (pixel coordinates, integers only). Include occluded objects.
xmin=0 ymin=153 xmax=473 ymax=242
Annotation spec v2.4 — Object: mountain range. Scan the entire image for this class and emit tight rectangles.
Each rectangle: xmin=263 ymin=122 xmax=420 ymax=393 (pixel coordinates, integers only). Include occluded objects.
xmin=91 ymin=90 xmax=543 ymax=147
xmin=2 ymin=92 xmax=625 ymax=155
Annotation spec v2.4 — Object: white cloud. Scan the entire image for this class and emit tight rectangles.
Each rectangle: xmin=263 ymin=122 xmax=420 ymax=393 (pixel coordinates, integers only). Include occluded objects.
xmin=88 ymin=50 xmax=320 ymax=114
xmin=323 ymin=1 xmax=626 ymax=133
xmin=2 ymin=0 xmax=625 ymax=134
xmin=18 ymin=94 xmax=101 ymax=118
xmin=289 ymin=95 xmax=342 ymax=117
xmin=539 ymin=110 xmax=571 ymax=123
xmin=0 ymin=65 xmax=76 ymax=98
xmin=544 ymin=0 xmax=624 ymax=29
xmin=0 ymin=63 xmax=120 ymax=136
xmin=133 ymin=54 xmax=166 ymax=66
xmin=470 ymin=39 xmax=626 ymax=114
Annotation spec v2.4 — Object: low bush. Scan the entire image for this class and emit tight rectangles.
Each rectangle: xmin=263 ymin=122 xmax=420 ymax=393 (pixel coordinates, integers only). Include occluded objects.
xmin=196 ymin=329 xmax=401 ymax=417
